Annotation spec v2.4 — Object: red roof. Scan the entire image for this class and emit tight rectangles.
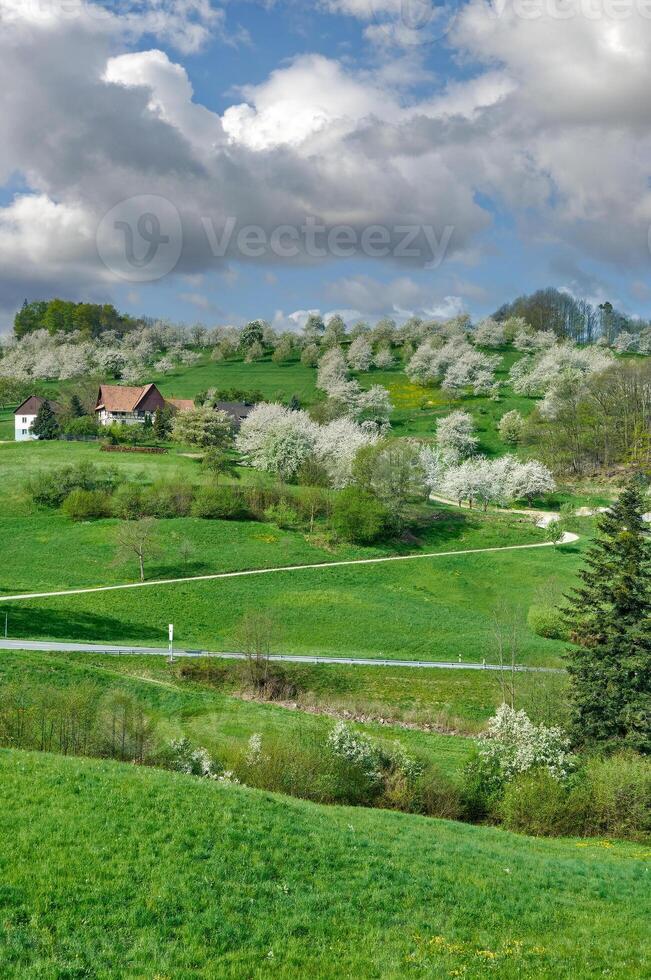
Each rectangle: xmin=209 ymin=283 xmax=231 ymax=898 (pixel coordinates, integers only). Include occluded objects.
xmin=95 ymin=383 xmax=160 ymax=413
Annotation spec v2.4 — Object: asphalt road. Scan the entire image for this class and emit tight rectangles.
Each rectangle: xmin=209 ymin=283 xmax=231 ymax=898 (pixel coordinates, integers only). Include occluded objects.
xmin=0 ymin=639 xmax=562 ymax=672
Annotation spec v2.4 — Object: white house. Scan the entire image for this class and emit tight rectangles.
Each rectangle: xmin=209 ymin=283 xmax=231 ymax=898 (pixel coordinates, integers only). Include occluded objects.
xmin=13 ymin=396 xmax=62 ymax=441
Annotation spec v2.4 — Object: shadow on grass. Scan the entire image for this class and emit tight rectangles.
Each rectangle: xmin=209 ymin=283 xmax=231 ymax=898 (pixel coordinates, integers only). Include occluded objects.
xmin=4 ymin=605 xmax=163 ymax=644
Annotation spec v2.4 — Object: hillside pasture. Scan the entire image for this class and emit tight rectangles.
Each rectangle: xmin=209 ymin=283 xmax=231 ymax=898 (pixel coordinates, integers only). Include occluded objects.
xmin=1 ymin=749 xmax=648 ymax=978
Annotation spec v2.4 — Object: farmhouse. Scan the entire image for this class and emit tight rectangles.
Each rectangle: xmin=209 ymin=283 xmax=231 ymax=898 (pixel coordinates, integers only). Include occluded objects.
xmin=95 ymin=384 xmax=193 ymax=426
xmin=14 ymin=396 xmax=63 ymax=442
xmin=213 ymin=401 xmax=255 ymax=430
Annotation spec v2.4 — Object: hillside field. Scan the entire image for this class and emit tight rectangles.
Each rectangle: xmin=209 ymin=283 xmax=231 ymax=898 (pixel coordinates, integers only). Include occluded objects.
xmin=1 ymin=749 xmax=648 ymax=978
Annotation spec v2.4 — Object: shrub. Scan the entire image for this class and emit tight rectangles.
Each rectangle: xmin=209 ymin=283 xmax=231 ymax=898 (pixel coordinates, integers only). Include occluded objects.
xmin=112 ymin=483 xmax=147 ymax=520
xmin=580 ymin=753 xmax=651 ymax=840
xmin=61 ymin=488 xmax=112 ymax=521
xmin=476 ymin=704 xmax=575 ymax=782
xmin=330 ymin=487 xmax=388 ymax=543
xmin=264 ymin=502 xmax=301 ymax=529
xmin=63 ymin=416 xmax=99 ymax=438
xmin=527 ymin=604 xmax=568 ymax=640
xmin=416 ymin=767 xmax=464 ymax=820
xmin=498 ymin=770 xmax=585 ymax=837
xmin=192 ymin=485 xmax=250 ymax=520
xmin=28 ymin=462 xmax=121 ymax=508
xmin=144 ymin=480 xmax=194 ymax=518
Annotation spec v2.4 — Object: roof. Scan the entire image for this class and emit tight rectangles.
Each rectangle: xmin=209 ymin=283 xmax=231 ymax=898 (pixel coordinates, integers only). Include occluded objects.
xmin=214 ymin=401 xmax=255 ymax=420
xmin=166 ymin=398 xmax=195 ymax=412
xmin=14 ymin=396 xmax=63 ymax=416
xmin=95 ymin=383 xmax=159 ymax=413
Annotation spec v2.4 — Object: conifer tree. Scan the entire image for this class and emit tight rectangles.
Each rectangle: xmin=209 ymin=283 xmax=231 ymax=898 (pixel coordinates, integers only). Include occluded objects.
xmin=31 ymin=400 xmax=59 ymax=440
xmin=565 ymin=481 xmax=650 ymax=752
xmin=69 ymin=394 xmax=85 ymax=417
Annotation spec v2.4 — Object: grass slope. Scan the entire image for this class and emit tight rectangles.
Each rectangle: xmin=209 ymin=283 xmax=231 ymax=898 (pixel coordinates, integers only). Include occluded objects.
xmin=1 ymin=749 xmax=649 ymax=978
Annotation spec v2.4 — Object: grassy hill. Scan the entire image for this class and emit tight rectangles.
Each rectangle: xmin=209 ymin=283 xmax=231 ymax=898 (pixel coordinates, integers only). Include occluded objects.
xmin=1 ymin=748 xmax=648 ymax=978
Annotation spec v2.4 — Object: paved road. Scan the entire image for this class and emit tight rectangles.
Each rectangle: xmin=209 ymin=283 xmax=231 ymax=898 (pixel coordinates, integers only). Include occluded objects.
xmin=0 ymin=533 xmax=578 ymax=605
xmin=0 ymin=639 xmax=562 ymax=673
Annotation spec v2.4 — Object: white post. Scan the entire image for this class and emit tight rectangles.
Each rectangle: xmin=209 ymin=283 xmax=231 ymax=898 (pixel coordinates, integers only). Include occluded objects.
xmin=168 ymin=623 xmax=174 ymax=663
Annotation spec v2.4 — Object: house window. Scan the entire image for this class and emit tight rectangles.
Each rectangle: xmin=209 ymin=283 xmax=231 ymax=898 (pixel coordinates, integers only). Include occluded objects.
xmin=22 ymin=417 xmax=27 ymax=423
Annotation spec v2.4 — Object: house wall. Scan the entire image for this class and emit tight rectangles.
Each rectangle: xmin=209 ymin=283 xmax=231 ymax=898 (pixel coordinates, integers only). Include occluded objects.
xmin=15 ymin=413 xmax=37 ymax=441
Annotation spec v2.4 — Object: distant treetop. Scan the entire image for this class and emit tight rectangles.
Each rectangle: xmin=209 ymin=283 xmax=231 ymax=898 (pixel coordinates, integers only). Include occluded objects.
xmin=14 ymin=298 xmax=143 ymax=340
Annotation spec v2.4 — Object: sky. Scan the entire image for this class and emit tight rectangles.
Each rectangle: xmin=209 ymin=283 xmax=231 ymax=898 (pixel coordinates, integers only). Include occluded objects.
xmin=1 ymin=0 xmax=651 ymax=334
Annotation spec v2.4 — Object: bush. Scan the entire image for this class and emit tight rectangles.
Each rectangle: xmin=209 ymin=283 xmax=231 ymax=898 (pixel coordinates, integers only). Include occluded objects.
xmin=527 ymin=604 xmax=568 ymax=640
xmin=144 ymin=480 xmax=195 ymax=518
xmin=498 ymin=770 xmax=585 ymax=837
xmin=264 ymin=502 xmax=301 ymax=529
xmin=29 ymin=462 xmax=121 ymax=508
xmin=192 ymin=485 xmax=250 ymax=520
xmin=63 ymin=416 xmax=99 ymax=438
xmin=330 ymin=487 xmax=388 ymax=543
xmin=580 ymin=753 xmax=651 ymax=840
xmin=112 ymin=483 xmax=147 ymax=520
xmin=61 ymin=488 xmax=112 ymax=521
xmin=415 ymin=767 xmax=464 ymax=820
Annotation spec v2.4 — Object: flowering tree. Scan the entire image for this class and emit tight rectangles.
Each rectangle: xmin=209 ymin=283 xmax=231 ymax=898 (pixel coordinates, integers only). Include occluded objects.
xmin=476 ymin=705 xmax=575 ymax=782
xmin=347 ymin=335 xmax=373 ymax=371
xmin=236 ymin=403 xmax=317 ymax=480
xmin=473 ymin=318 xmax=505 ymax=348
xmin=507 ymin=459 xmax=556 ymax=503
xmin=510 ymin=343 xmax=613 ymax=397
xmin=171 ymin=407 xmax=234 ymax=448
xmin=613 ymin=331 xmax=638 ymax=353
xmin=435 ymin=410 xmax=479 ymax=464
xmin=498 ymin=409 xmax=525 ymax=445
xmin=314 ymin=416 xmax=378 ymax=487
xmin=441 ymin=347 xmax=501 ymax=396
xmin=374 ymin=346 xmax=395 ymax=369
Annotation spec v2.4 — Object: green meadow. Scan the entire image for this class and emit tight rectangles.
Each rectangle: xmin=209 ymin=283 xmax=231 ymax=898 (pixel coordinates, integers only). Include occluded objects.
xmin=1 ymin=748 xmax=648 ymax=978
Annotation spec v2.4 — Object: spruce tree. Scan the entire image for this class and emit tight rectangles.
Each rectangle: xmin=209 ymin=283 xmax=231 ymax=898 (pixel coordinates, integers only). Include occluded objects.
xmin=565 ymin=481 xmax=650 ymax=752
xmin=69 ymin=394 xmax=85 ymax=417
xmin=31 ymin=400 xmax=59 ymax=440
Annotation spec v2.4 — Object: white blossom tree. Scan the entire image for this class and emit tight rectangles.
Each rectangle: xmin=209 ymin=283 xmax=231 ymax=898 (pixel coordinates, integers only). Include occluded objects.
xmin=435 ymin=410 xmax=479 ymax=464
xmin=473 ymin=318 xmax=505 ymax=348
xmin=347 ymin=336 xmax=373 ymax=371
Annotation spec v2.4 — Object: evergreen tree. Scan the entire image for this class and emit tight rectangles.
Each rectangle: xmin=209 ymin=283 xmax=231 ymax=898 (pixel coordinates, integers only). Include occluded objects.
xmin=153 ymin=406 xmax=173 ymax=441
xmin=69 ymin=394 xmax=85 ymax=417
xmin=31 ymin=400 xmax=60 ymax=440
xmin=564 ymin=481 xmax=651 ymax=752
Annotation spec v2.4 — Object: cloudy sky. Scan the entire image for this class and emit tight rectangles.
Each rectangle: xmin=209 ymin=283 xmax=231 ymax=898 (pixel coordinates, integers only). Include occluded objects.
xmin=1 ymin=0 xmax=650 ymax=332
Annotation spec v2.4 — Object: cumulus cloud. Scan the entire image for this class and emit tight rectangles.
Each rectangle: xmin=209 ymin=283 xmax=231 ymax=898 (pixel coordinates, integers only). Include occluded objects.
xmin=1 ymin=0 xmax=651 ymax=326
xmin=326 ymin=273 xmax=465 ymax=318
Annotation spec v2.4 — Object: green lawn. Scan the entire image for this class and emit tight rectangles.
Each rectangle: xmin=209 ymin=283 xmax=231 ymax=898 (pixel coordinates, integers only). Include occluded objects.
xmin=1 ymin=749 xmax=648 ymax=978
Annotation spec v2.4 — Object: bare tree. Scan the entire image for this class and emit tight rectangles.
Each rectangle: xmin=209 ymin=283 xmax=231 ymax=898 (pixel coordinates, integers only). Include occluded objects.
xmin=491 ymin=603 xmax=522 ymax=708
xmin=115 ymin=517 xmax=161 ymax=582
xmin=236 ymin=612 xmax=275 ymax=690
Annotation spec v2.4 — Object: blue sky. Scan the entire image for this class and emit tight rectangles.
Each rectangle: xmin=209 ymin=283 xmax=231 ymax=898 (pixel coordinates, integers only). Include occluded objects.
xmin=0 ymin=0 xmax=650 ymax=332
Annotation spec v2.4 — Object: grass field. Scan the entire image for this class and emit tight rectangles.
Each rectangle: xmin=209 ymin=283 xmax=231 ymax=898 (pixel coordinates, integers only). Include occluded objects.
xmin=3 ymin=534 xmax=585 ymax=665
xmin=1 ymin=749 xmax=648 ymax=978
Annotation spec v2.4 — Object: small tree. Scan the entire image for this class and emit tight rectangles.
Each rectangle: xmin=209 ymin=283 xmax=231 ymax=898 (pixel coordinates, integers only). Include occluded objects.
xmin=115 ymin=517 xmax=161 ymax=582
xmin=203 ymin=448 xmax=240 ymax=484
xmin=171 ymin=407 xmax=234 ymax=448
xmin=69 ymin=394 xmax=85 ymax=418
xmin=153 ymin=406 xmax=174 ymax=441
xmin=31 ymin=400 xmax=59 ymax=440
xmin=236 ymin=612 xmax=275 ymax=690
xmin=564 ymin=482 xmax=651 ymax=752
xmin=498 ymin=409 xmax=525 ymax=446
